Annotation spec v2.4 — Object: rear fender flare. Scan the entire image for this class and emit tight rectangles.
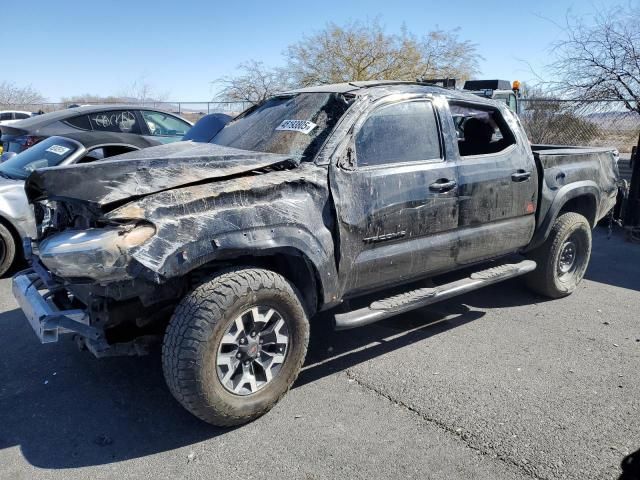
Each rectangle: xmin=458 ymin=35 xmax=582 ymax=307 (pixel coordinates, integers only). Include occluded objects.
xmin=526 ymin=181 xmax=599 ymax=251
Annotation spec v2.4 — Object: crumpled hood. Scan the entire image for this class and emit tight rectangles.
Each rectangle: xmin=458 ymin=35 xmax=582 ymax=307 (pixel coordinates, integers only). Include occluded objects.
xmin=25 ymin=142 xmax=299 ymax=207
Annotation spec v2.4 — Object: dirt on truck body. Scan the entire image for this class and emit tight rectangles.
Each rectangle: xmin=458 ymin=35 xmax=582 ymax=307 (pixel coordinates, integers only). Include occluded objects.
xmin=14 ymin=81 xmax=620 ymax=426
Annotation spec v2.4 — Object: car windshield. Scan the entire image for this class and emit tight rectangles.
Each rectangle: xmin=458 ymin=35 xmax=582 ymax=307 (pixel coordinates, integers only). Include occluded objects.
xmin=0 ymin=137 xmax=79 ymax=180
xmin=211 ymin=92 xmax=352 ymax=161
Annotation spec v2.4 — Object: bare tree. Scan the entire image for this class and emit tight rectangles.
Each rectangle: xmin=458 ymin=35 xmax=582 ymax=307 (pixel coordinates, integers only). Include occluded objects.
xmin=118 ymin=76 xmax=170 ymax=104
xmin=546 ymin=5 xmax=640 ymax=114
xmin=284 ymin=20 xmax=480 ymax=86
xmin=418 ymin=28 xmax=481 ymax=80
xmin=60 ymin=93 xmax=128 ymax=105
xmin=0 ymin=81 xmax=45 ymax=107
xmin=214 ymin=60 xmax=291 ymax=105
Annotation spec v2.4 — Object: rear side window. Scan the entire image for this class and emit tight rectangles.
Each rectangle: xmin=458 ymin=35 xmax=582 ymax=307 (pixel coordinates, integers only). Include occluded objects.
xmin=77 ymin=145 xmax=137 ymax=164
xmin=65 ymin=115 xmax=92 ymax=130
xmin=450 ymin=103 xmax=516 ymax=157
xmin=356 ymin=101 xmax=441 ymax=167
xmin=89 ymin=110 xmax=141 ymax=134
xmin=14 ymin=113 xmax=30 ymax=120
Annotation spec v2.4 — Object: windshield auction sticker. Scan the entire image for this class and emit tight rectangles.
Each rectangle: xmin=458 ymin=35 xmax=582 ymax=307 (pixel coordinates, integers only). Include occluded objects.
xmin=46 ymin=145 xmax=71 ymax=155
xmin=276 ymin=119 xmax=317 ymax=134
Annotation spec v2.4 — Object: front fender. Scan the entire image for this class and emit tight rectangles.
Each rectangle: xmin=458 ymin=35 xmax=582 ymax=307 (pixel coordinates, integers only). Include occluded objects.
xmin=108 ymin=164 xmax=340 ymax=307
xmin=138 ymin=224 xmax=338 ymax=307
xmin=0 ymin=183 xmax=36 ymax=239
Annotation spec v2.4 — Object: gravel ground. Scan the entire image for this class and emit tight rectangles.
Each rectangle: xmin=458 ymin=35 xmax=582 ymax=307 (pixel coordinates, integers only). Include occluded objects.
xmin=0 ymin=227 xmax=638 ymax=480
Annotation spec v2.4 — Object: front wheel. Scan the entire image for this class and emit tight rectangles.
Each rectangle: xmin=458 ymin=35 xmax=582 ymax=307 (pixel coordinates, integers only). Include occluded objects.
xmin=0 ymin=223 xmax=16 ymax=277
xmin=162 ymin=268 xmax=309 ymax=426
xmin=525 ymin=212 xmax=592 ymax=298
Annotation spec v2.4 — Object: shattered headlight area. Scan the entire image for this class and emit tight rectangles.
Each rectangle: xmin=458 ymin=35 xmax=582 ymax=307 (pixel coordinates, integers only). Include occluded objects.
xmin=34 ymin=198 xmax=102 ymax=239
xmin=37 ymin=223 xmax=156 ymax=282
xmin=33 ymin=200 xmax=56 ymax=238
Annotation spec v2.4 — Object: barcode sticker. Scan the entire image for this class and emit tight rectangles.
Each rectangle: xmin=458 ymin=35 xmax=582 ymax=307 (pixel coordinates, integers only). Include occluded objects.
xmin=46 ymin=145 xmax=71 ymax=155
xmin=275 ymin=119 xmax=317 ymax=134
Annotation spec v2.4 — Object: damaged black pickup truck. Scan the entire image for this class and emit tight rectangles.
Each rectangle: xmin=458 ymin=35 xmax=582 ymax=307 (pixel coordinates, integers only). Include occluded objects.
xmin=13 ymin=81 xmax=619 ymax=426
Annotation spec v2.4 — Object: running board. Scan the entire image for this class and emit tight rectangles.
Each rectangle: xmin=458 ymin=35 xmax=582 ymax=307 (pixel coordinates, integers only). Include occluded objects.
xmin=333 ymin=260 xmax=537 ymax=330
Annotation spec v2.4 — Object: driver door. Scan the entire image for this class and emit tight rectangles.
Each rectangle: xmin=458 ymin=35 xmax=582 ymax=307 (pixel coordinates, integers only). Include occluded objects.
xmin=330 ymin=97 xmax=459 ymax=296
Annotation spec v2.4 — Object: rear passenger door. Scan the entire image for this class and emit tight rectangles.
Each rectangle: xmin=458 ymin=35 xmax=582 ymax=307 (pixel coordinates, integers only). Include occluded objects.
xmin=330 ymin=96 xmax=459 ymax=295
xmin=448 ymin=101 xmax=538 ymax=264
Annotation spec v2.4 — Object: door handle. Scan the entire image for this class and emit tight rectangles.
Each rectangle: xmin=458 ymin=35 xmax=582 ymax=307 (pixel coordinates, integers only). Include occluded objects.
xmin=511 ymin=170 xmax=532 ymax=182
xmin=429 ymin=179 xmax=457 ymax=193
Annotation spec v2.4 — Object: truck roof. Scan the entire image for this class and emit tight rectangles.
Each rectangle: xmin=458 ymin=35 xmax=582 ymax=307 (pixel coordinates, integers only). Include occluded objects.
xmin=281 ymin=81 xmax=503 ymax=106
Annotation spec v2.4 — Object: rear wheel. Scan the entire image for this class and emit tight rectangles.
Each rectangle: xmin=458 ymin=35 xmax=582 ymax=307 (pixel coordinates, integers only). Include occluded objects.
xmin=0 ymin=224 xmax=16 ymax=277
xmin=162 ymin=268 xmax=309 ymax=426
xmin=525 ymin=212 xmax=592 ymax=298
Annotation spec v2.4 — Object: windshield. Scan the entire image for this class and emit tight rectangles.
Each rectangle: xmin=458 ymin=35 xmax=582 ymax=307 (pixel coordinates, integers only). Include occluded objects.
xmin=0 ymin=137 xmax=79 ymax=180
xmin=211 ymin=93 xmax=352 ymax=161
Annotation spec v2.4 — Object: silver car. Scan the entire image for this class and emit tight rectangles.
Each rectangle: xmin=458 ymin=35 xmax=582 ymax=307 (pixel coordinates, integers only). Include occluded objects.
xmin=0 ymin=132 xmax=159 ymax=275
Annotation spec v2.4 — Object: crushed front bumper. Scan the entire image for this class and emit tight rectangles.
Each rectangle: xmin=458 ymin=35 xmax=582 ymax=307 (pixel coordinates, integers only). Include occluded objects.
xmin=12 ymin=267 xmax=102 ymax=344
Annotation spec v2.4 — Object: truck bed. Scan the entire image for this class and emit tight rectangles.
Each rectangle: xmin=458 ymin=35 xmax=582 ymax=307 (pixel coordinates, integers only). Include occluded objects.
xmin=527 ymin=144 xmax=619 ymax=249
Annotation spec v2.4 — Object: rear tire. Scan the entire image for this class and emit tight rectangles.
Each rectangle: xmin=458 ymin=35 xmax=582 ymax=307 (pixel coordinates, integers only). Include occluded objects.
xmin=525 ymin=212 xmax=592 ymax=298
xmin=0 ymin=224 xmax=16 ymax=277
xmin=162 ymin=267 xmax=309 ymax=426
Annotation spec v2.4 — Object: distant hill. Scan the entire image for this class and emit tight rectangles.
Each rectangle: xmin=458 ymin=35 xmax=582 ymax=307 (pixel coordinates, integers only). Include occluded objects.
xmin=585 ymin=111 xmax=640 ymax=129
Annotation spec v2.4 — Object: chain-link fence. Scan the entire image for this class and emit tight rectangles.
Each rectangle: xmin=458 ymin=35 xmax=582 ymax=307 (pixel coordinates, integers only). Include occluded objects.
xmin=4 ymin=97 xmax=639 ymax=155
xmin=518 ymin=98 xmax=639 ymax=154
xmin=1 ymin=101 xmax=252 ymax=123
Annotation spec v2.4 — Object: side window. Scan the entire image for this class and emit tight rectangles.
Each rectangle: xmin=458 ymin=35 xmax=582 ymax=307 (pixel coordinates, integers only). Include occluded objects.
xmin=15 ymin=112 xmax=30 ymax=120
xmin=508 ymin=94 xmax=517 ymax=112
xmin=65 ymin=115 xmax=92 ymax=131
xmin=78 ymin=148 xmax=106 ymax=163
xmin=141 ymin=111 xmax=190 ymax=137
xmin=355 ymin=101 xmax=441 ymax=167
xmin=77 ymin=145 xmax=137 ymax=164
xmin=450 ymin=103 xmax=516 ymax=157
xmin=89 ymin=110 xmax=141 ymax=134
xmin=0 ymin=112 xmax=11 ymax=121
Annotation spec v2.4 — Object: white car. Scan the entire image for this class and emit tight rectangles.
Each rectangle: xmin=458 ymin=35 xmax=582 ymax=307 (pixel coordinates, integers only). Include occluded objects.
xmin=0 ymin=110 xmax=34 ymax=126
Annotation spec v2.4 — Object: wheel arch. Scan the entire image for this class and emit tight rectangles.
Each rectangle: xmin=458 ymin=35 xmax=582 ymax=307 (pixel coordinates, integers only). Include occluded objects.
xmin=558 ymin=194 xmax=598 ymax=227
xmin=526 ymin=181 xmax=599 ymax=251
xmin=188 ymin=247 xmax=324 ymax=317
xmin=0 ymin=213 xmax=22 ymax=258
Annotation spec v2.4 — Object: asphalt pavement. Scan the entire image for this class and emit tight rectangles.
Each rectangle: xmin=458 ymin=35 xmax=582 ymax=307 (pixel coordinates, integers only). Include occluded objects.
xmin=0 ymin=227 xmax=638 ymax=480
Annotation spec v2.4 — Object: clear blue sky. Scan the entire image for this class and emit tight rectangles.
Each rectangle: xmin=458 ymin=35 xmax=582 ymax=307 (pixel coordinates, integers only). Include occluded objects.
xmin=1 ymin=0 xmax=621 ymax=102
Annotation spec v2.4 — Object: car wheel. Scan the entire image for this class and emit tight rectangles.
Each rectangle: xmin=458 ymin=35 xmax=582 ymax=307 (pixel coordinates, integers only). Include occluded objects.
xmin=526 ymin=212 xmax=592 ymax=298
xmin=162 ymin=267 xmax=309 ymax=426
xmin=0 ymin=223 xmax=16 ymax=277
